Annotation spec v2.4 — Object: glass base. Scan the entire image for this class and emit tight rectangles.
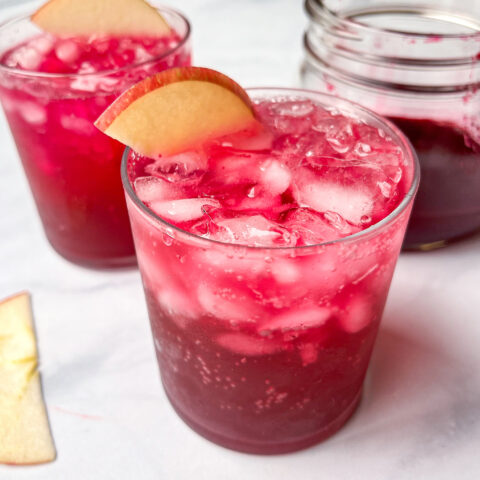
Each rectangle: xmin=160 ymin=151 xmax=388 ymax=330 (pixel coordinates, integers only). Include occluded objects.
xmin=403 ymin=213 xmax=480 ymax=251
xmin=165 ymin=387 xmax=362 ymax=455
xmin=49 ymin=241 xmax=137 ymax=269
xmin=403 ymin=239 xmax=448 ymax=252
xmin=403 ymin=227 xmax=480 ymax=252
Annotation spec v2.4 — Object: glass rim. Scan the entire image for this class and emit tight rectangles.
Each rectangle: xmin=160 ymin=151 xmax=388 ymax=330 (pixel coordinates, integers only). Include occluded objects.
xmin=121 ymin=87 xmax=420 ymax=252
xmin=306 ymin=0 xmax=480 ymax=41
xmin=0 ymin=5 xmax=191 ymax=79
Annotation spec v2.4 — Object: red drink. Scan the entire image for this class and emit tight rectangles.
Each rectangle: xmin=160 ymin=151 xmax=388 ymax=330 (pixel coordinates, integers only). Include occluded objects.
xmin=0 ymin=7 xmax=191 ymax=268
xmin=389 ymin=117 xmax=480 ymax=248
xmin=123 ymin=90 xmax=418 ymax=453
xmin=302 ymin=0 xmax=480 ymax=250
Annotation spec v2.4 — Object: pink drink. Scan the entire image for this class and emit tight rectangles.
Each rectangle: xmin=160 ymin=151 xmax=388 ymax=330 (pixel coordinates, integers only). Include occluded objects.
xmin=0 ymin=7 xmax=190 ymax=268
xmin=123 ymin=90 xmax=418 ymax=453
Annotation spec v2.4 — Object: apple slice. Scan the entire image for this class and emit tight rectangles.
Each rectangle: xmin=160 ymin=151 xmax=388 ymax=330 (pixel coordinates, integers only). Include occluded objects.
xmin=95 ymin=66 xmax=260 ymax=158
xmin=32 ymin=0 xmax=170 ymax=37
xmin=0 ymin=292 xmax=56 ymax=465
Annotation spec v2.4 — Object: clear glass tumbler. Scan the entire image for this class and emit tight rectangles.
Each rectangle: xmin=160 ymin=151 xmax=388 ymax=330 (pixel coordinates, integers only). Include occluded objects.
xmin=0 ymin=4 xmax=191 ymax=268
xmin=122 ymin=89 xmax=419 ymax=454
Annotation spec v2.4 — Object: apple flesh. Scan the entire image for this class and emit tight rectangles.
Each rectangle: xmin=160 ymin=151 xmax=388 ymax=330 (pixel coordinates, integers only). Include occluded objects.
xmin=32 ymin=0 xmax=170 ymax=37
xmin=0 ymin=292 xmax=56 ymax=465
xmin=95 ymin=66 xmax=260 ymax=158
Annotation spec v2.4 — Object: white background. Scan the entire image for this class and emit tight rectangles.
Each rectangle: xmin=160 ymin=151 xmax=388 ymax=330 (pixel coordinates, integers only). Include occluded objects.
xmin=0 ymin=1 xmax=479 ymax=479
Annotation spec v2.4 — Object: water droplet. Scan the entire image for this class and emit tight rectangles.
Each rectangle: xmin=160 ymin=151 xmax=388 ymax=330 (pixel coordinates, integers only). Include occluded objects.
xmin=162 ymin=233 xmax=173 ymax=246
xmin=377 ymin=181 xmax=392 ymax=198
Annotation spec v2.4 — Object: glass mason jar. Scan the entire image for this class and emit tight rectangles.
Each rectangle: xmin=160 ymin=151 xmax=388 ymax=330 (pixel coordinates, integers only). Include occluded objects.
xmin=0 ymin=4 xmax=191 ymax=268
xmin=301 ymin=0 xmax=480 ymax=250
xmin=122 ymin=88 xmax=419 ymax=454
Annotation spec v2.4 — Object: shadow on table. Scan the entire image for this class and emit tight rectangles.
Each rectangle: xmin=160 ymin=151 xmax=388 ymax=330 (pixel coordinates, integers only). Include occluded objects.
xmin=321 ymin=309 xmax=480 ymax=456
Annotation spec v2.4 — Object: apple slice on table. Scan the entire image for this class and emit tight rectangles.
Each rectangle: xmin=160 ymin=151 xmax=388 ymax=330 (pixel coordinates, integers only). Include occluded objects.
xmin=95 ymin=66 xmax=261 ymax=158
xmin=32 ymin=0 xmax=170 ymax=37
xmin=0 ymin=292 xmax=56 ymax=465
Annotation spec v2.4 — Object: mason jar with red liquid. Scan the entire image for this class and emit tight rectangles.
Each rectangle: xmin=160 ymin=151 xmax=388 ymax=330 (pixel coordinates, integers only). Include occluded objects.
xmin=0 ymin=3 xmax=191 ymax=268
xmin=302 ymin=0 xmax=480 ymax=250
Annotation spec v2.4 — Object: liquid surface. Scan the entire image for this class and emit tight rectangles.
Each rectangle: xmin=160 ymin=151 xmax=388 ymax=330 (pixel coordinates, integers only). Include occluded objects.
xmin=128 ymin=98 xmax=409 ymax=247
xmin=1 ymin=32 xmax=181 ymax=74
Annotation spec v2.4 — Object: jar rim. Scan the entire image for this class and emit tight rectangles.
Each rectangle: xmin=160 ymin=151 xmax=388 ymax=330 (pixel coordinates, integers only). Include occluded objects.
xmin=307 ymin=0 xmax=480 ymax=40
xmin=304 ymin=0 xmax=480 ymax=92
xmin=303 ymin=31 xmax=480 ymax=95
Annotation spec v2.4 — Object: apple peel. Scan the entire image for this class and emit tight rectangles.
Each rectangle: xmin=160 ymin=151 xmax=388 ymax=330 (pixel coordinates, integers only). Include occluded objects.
xmin=32 ymin=0 xmax=170 ymax=37
xmin=95 ymin=66 xmax=261 ymax=157
xmin=0 ymin=292 xmax=56 ymax=465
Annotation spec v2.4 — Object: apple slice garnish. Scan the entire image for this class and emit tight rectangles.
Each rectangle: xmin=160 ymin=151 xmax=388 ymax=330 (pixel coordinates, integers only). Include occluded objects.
xmin=95 ymin=66 xmax=260 ymax=158
xmin=32 ymin=0 xmax=170 ymax=37
xmin=0 ymin=292 xmax=56 ymax=465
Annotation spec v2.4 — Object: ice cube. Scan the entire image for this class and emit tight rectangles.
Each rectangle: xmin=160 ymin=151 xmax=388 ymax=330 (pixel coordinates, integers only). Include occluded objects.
xmin=274 ymin=131 xmax=340 ymax=169
xmin=298 ymin=342 xmax=318 ymax=366
xmin=313 ymin=115 xmax=355 ymax=154
xmin=293 ymin=169 xmax=374 ymax=226
xmin=71 ymin=75 xmax=119 ymax=92
xmin=272 ymin=100 xmax=315 ymax=118
xmin=377 ymin=181 xmax=393 ymax=198
xmin=77 ymin=62 xmax=96 ymax=74
xmin=145 ymin=151 xmax=206 ymax=183
xmin=137 ymin=246 xmax=199 ymax=324
xmin=211 ymin=153 xmax=263 ymax=186
xmin=15 ymin=45 xmax=42 ymax=70
xmin=34 ymin=36 xmax=54 ymax=55
xmin=212 ymin=215 xmax=296 ymax=247
xmin=338 ymin=296 xmax=373 ymax=333
xmin=273 ymin=113 xmax=312 ymax=135
xmin=197 ymin=283 xmax=259 ymax=323
xmin=353 ymin=141 xmax=372 ymax=157
xmin=227 ymin=188 xmax=283 ymax=212
xmin=136 ymin=245 xmax=170 ymax=286
xmin=323 ymin=211 xmax=360 ymax=236
xmin=156 ymin=287 xmax=198 ymax=327
xmin=282 ymin=207 xmax=353 ymax=245
xmin=259 ymin=99 xmax=318 ymax=134
xmin=60 ymin=114 xmax=95 ymax=135
xmin=18 ymin=102 xmax=47 ymax=125
xmin=0 ymin=93 xmax=16 ymax=113
xmin=215 ymin=128 xmax=274 ymax=152
xmin=352 ymin=124 xmax=402 ymax=159
xmin=259 ymin=306 xmax=330 ymax=335
xmin=259 ymin=160 xmax=291 ymax=195
xmin=300 ymin=247 xmax=348 ymax=295
xmin=270 ymin=259 xmax=301 ymax=284
xmin=149 ymin=198 xmax=220 ymax=223
xmin=196 ymin=246 xmax=266 ymax=279
xmin=55 ymin=40 xmax=80 ymax=64
xmin=383 ymin=165 xmax=403 ymax=184
xmin=134 ymin=176 xmax=181 ymax=204
xmin=216 ymin=333 xmax=282 ymax=356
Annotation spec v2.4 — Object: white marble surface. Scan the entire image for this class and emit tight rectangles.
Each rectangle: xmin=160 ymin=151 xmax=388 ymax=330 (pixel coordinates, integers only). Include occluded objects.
xmin=0 ymin=0 xmax=479 ymax=478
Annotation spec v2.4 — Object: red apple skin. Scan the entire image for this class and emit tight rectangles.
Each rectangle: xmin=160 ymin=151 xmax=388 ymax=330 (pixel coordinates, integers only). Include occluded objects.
xmin=95 ymin=67 xmax=256 ymax=133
